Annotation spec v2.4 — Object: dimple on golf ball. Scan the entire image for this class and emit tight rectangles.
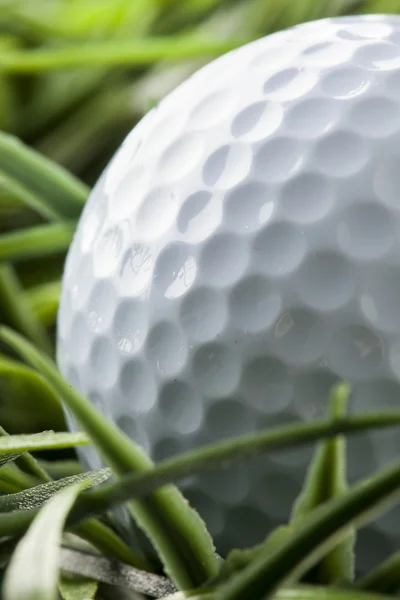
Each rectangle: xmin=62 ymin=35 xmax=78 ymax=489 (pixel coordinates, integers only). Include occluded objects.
xmin=58 ymin=14 xmax=400 ymax=567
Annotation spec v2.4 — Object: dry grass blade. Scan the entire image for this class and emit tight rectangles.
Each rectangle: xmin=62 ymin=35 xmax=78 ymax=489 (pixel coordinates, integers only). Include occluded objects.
xmin=60 ymin=548 xmax=176 ymax=598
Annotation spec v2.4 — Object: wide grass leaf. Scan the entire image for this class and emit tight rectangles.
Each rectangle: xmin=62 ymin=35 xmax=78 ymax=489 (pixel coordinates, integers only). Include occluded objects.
xmin=290 ymin=382 xmax=355 ymax=583
xmin=0 ymin=326 xmax=219 ymax=590
xmin=3 ymin=482 xmax=88 ymax=600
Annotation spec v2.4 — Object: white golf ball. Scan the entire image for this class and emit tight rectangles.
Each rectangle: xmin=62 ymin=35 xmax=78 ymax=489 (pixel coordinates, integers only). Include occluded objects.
xmin=58 ymin=14 xmax=400 ymax=567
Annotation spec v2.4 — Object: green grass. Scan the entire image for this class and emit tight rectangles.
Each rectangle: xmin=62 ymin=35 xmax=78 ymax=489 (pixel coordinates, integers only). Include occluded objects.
xmin=0 ymin=1 xmax=400 ymax=599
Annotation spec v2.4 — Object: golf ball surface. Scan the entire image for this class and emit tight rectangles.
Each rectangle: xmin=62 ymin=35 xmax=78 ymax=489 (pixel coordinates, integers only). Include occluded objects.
xmin=58 ymin=14 xmax=400 ymax=567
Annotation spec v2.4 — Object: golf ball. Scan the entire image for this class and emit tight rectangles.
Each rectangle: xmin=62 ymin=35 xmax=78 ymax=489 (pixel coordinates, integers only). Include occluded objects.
xmin=58 ymin=14 xmax=400 ymax=567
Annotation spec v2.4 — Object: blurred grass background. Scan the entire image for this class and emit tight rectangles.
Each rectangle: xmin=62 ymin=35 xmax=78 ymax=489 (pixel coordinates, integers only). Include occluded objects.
xmin=0 ymin=0 xmax=398 ymax=436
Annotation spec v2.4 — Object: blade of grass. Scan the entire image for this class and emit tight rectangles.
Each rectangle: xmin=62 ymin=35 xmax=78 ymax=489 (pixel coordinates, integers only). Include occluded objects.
xmin=357 ymin=553 xmax=400 ymax=594
xmin=60 ymin=547 xmax=175 ymax=598
xmin=59 ymin=574 xmax=98 ymax=600
xmin=0 ymin=468 xmax=111 ymax=512
xmin=0 ymin=431 xmax=89 ymax=453
xmin=0 ymin=170 xmax=63 ymax=221
xmin=0 ymin=354 xmax=65 ymax=433
xmin=0 ymin=37 xmax=245 ymax=72
xmin=39 ymin=459 xmax=83 ymax=479
xmin=0 ymin=263 xmax=52 ymax=354
xmin=0 ymin=326 xmax=219 ymax=590
xmin=290 ymin=383 xmax=355 ymax=584
xmin=75 ymin=519 xmax=152 ymax=570
xmin=0 ymin=453 xmax=22 ymax=467
xmin=0 ymin=424 xmax=50 ymax=482
xmin=3 ymin=482 xmax=88 ymax=600
xmin=0 ymin=222 xmax=75 ymax=262
xmin=0 ymin=132 xmax=88 ymax=220
xmin=0 ymin=461 xmax=39 ymax=490
xmin=26 ymin=280 xmax=61 ymax=327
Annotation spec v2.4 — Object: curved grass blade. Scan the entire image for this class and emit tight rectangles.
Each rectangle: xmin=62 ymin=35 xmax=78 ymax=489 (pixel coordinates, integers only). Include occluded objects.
xmin=0 ymin=354 xmax=65 ymax=433
xmin=0 ymin=170 xmax=62 ymax=221
xmin=60 ymin=547 xmax=175 ymax=598
xmin=3 ymin=482 xmax=88 ymax=600
xmin=0 ymin=37 xmax=244 ymax=72
xmin=214 ymin=460 xmax=400 ymax=600
xmin=357 ymin=553 xmax=400 ymax=594
xmin=0 ymin=222 xmax=75 ymax=262
xmin=0 ymin=132 xmax=88 ymax=220
xmin=0 ymin=326 xmax=219 ymax=590
xmin=290 ymin=382 xmax=355 ymax=583
xmin=0 ymin=468 xmax=111 ymax=512
xmin=0 ymin=263 xmax=52 ymax=354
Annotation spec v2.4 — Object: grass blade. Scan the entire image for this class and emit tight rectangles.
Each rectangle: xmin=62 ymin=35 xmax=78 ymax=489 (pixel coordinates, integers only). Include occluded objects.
xmin=3 ymin=482 xmax=88 ymax=600
xmin=0 ymin=453 xmax=22 ymax=467
xmin=0 ymin=326 xmax=219 ymax=590
xmin=0 ymin=170 xmax=63 ymax=221
xmin=0 ymin=132 xmax=88 ymax=220
xmin=0 ymin=431 xmax=89 ymax=453
xmin=0 ymin=468 xmax=111 ymax=512
xmin=357 ymin=553 xmax=400 ymax=594
xmin=0 ymin=222 xmax=75 ymax=262
xmin=60 ymin=547 xmax=175 ymax=598
xmin=0 ymin=354 xmax=65 ymax=434
xmin=26 ymin=280 xmax=61 ymax=327
xmin=59 ymin=574 xmax=98 ymax=600
xmin=0 ymin=263 xmax=52 ymax=354
xmin=75 ymin=519 xmax=151 ymax=570
xmin=290 ymin=383 xmax=355 ymax=583
xmin=39 ymin=459 xmax=83 ymax=479
xmin=0 ymin=37 xmax=245 ymax=72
